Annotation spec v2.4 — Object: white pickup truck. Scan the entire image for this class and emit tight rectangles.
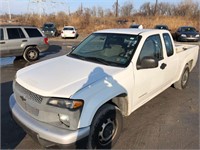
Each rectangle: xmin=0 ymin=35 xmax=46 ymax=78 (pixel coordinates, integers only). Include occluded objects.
xmin=9 ymin=29 xmax=199 ymax=149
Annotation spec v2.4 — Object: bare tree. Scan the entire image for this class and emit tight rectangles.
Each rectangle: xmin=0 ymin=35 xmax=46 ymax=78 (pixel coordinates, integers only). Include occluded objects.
xmin=157 ymin=2 xmax=174 ymax=16
xmin=105 ymin=8 xmax=114 ymax=17
xmin=140 ymin=2 xmax=154 ymax=16
xmin=91 ymin=6 xmax=97 ymax=17
xmin=121 ymin=1 xmax=133 ymax=17
xmin=97 ymin=6 xmax=104 ymax=18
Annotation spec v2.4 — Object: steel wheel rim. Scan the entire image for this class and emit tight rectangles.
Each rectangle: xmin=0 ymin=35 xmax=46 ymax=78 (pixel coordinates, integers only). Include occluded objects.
xmin=182 ymin=70 xmax=189 ymax=86
xmin=98 ymin=118 xmax=117 ymax=146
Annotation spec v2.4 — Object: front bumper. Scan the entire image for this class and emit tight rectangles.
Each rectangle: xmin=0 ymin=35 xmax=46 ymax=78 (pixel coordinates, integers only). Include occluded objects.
xmin=179 ymin=36 xmax=199 ymax=42
xmin=42 ymin=31 xmax=55 ymax=37
xmin=9 ymin=94 xmax=90 ymax=148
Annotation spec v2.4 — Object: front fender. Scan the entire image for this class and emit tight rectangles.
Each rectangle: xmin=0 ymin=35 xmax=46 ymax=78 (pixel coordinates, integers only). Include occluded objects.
xmin=71 ymin=76 xmax=127 ymax=128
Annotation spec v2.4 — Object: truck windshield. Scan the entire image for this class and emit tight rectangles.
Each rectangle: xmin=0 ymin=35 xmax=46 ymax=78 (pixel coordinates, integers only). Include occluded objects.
xmin=68 ymin=33 xmax=141 ymax=67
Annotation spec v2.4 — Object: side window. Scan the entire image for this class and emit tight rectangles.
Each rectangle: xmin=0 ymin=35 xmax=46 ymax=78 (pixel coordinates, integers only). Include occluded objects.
xmin=137 ymin=34 xmax=163 ymax=65
xmin=0 ymin=28 xmax=4 ymax=40
xmin=7 ymin=28 xmax=25 ymax=39
xmin=163 ymin=33 xmax=174 ymax=57
xmin=24 ymin=28 xmax=42 ymax=37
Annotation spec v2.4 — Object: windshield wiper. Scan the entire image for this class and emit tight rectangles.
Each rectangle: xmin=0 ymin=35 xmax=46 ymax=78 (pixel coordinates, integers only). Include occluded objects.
xmin=84 ymin=56 xmax=111 ymax=65
xmin=68 ymin=53 xmax=86 ymax=60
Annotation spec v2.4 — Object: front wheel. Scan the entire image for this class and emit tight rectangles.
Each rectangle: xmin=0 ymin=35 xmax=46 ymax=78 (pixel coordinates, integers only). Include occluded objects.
xmin=23 ymin=47 xmax=39 ymax=62
xmin=174 ymin=67 xmax=190 ymax=90
xmin=87 ymin=104 xmax=123 ymax=149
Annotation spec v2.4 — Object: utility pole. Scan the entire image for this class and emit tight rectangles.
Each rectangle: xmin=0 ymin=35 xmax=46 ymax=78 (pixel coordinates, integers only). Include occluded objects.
xmin=154 ymin=0 xmax=158 ymax=16
xmin=116 ymin=0 xmax=119 ymax=17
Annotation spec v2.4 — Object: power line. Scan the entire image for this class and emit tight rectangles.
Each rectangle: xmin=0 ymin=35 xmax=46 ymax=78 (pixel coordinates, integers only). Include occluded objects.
xmin=27 ymin=0 xmax=67 ymax=17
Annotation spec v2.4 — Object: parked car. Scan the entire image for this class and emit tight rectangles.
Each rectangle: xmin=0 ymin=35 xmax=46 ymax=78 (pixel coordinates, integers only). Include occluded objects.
xmin=9 ymin=29 xmax=199 ymax=148
xmin=154 ymin=24 xmax=169 ymax=30
xmin=0 ymin=25 xmax=49 ymax=62
xmin=41 ymin=22 xmax=58 ymax=37
xmin=175 ymin=26 xmax=199 ymax=42
xmin=61 ymin=26 xmax=78 ymax=38
xmin=130 ymin=24 xmax=143 ymax=29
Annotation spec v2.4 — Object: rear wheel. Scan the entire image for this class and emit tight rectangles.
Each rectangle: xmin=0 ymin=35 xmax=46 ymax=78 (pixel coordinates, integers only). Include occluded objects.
xmin=87 ymin=104 xmax=123 ymax=149
xmin=23 ymin=47 xmax=39 ymax=62
xmin=174 ymin=67 xmax=190 ymax=90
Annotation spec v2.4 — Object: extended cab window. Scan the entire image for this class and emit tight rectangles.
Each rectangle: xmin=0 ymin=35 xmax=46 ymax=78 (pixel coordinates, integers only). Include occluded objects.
xmin=7 ymin=28 xmax=25 ymax=39
xmin=24 ymin=28 xmax=42 ymax=37
xmin=163 ymin=33 xmax=174 ymax=57
xmin=0 ymin=28 xmax=3 ymax=40
xmin=137 ymin=34 xmax=163 ymax=66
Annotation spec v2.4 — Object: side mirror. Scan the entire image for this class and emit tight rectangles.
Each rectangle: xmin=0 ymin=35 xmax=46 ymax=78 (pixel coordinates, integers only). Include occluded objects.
xmin=137 ymin=57 xmax=158 ymax=69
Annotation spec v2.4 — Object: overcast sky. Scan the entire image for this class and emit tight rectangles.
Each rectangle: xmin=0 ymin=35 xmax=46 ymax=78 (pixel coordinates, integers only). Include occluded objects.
xmin=0 ymin=0 xmax=198 ymax=15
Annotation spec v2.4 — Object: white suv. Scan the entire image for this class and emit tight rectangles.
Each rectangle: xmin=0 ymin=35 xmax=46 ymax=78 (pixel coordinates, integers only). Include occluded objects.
xmin=0 ymin=25 xmax=49 ymax=62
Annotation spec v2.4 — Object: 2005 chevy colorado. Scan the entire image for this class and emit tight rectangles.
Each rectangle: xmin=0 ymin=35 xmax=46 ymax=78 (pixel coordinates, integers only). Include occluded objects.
xmin=9 ymin=29 xmax=199 ymax=149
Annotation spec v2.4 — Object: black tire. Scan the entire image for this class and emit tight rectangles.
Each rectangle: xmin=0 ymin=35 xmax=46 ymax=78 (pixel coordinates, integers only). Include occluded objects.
xmin=87 ymin=104 xmax=123 ymax=149
xmin=174 ymin=67 xmax=190 ymax=90
xmin=23 ymin=47 xmax=39 ymax=62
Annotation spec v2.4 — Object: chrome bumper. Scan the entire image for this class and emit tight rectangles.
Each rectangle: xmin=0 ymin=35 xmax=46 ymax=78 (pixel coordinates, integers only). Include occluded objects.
xmin=9 ymin=94 xmax=90 ymax=146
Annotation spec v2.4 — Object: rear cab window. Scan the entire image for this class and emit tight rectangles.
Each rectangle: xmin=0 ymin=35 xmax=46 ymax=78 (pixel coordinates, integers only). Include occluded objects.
xmin=7 ymin=28 xmax=25 ymax=39
xmin=0 ymin=28 xmax=4 ymax=40
xmin=163 ymin=33 xmax=174 ymax=57
xmin=24 ymin=28 xmax=42 ymax=37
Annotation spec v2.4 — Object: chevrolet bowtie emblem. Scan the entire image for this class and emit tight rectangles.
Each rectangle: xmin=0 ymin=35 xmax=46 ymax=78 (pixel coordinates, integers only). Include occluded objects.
xmin=20 ymin=96 xmax=26 ymax=101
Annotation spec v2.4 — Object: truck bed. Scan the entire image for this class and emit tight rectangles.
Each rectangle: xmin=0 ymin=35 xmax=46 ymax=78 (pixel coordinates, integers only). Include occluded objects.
xmin=175 ymin=44 xmax=199 ymax=53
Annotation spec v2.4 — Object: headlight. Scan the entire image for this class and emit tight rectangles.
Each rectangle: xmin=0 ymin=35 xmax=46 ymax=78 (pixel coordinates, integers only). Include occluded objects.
xmin=47 ymin=98 xmax=84 ymax=109
xmin=51 ymin=31 xmax=54 ymax=33
xmin=195 ymin=34 xmax=199 ymax=37
xmin=181 ymin=34 xmax=186 ymax=37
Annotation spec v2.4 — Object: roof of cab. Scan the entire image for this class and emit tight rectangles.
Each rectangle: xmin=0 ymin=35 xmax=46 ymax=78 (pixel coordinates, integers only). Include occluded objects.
xmin=94 ymin=28 xmax=169 ymax=35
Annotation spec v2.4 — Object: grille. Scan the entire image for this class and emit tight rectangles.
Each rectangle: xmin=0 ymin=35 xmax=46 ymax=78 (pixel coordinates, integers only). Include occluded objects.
xmin=187 ymin=34 xmax=194 ymax=37
xmin=14 ymin=81 xmax=43 ymax=104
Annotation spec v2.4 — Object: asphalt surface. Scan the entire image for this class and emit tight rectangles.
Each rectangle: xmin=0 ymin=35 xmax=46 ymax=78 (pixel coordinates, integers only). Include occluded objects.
xmin=0 ymin=37 xmax=199 ymax=149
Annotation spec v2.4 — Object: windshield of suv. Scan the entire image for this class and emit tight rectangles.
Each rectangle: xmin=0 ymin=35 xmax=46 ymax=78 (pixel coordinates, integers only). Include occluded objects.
xmin=44 ymin=24 xmax=54 ymax=28
xmin=68 ymin=33 xmax=141 ymax=67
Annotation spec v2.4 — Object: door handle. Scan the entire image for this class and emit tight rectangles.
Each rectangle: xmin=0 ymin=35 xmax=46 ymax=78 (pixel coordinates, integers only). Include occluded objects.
xmin=160 ymin=63 xmax=167 ymax=70
xmin=0 ymin=42 xmax=5 ymax=44
xmin=22 ymin=40 xmax=27 ymax=42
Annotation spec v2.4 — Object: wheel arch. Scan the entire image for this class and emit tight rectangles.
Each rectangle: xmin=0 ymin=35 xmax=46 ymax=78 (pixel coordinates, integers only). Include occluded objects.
xmin=78 ymin=92 xmax=128 ymax=128
xmin=24 ymin=45 xmax=38 ymax=51
xmin=176 ymin=60 xmax=193 ymax=82
xmin=110 ymin=93 xmax=129 ymax=116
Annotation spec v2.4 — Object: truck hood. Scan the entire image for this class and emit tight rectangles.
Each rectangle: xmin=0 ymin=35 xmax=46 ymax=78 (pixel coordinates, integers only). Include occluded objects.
xmin=16 ymin=55 xmax=123 ymax=98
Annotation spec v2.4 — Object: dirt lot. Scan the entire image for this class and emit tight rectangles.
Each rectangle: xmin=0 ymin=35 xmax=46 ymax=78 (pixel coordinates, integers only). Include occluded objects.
xmin=1 ymin=37 xmax=199 ymax=149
